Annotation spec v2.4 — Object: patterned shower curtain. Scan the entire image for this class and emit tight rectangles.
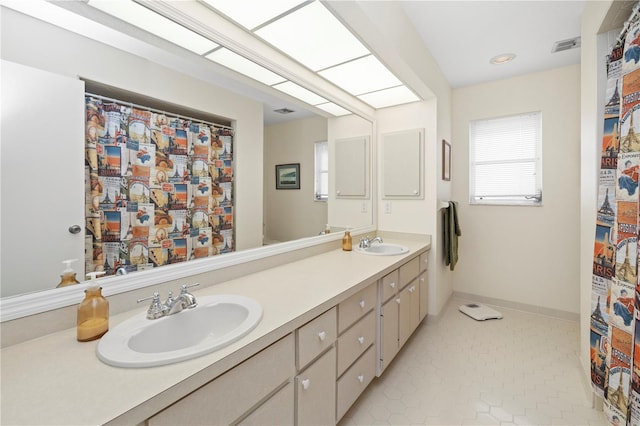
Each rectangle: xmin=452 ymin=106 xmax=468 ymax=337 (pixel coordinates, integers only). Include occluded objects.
xmin=84 ymin=95 xmax=235 ymax=278
xmin=591 ymin=7 xmax=640 ymax=425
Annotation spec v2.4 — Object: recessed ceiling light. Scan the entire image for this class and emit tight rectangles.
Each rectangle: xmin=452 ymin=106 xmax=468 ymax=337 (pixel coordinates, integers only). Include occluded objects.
xmin=490 ymin=53 xmax=516 ymax=65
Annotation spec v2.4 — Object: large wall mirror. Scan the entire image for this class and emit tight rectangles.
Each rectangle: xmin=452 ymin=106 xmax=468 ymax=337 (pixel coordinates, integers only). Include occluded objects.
xmin=0 ymin=3 xmax=374 ymax=319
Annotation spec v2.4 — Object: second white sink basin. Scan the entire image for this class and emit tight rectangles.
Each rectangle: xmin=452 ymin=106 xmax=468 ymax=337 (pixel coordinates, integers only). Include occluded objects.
xmin=97 ymin=294 xmax=262 ymax=368
xmin=354 ymin=243 xmax=409 ymax=256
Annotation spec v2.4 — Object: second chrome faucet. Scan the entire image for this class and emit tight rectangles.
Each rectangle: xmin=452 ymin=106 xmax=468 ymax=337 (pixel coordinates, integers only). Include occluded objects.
xmin=358 ymin=236 xmax=383 ymax=249
xmin=137 ymin=283 xmax=199 ymax=320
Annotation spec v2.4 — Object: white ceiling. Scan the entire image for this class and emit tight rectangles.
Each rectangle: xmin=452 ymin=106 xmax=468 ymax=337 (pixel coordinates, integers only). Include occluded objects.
xmin=399 ymin=1 xmax=585 ymax=89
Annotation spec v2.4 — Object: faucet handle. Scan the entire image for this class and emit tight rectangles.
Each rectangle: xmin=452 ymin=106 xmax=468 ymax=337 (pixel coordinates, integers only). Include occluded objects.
xmin=180 ymin=283 xmax=200 ymax=294
xmin=137 ymin=292 xmax=167 ymax=319
xmin=165 ymin=291 xmax=175 ymax=306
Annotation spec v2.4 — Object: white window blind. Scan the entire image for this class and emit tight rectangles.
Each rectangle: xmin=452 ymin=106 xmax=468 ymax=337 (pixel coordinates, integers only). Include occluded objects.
xmin=314 ymin=141 xmax=328 ymax=201
xmin=469 ymin=111 xmax=542 ymax=205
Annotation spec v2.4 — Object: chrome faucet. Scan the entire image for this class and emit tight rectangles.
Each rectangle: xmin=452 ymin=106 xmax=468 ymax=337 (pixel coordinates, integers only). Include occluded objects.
xmin=137 ymin=283 xmax=199 ymax=320
xmin=165 ymin=284 xmax=198 ymax=315
xmin=358 ymin=236 xmax=383 ymax=249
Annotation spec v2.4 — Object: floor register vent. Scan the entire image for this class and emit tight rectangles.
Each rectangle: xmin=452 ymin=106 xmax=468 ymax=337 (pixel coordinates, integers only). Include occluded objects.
xmin=459 ymin=303 xmax=503 ymax=321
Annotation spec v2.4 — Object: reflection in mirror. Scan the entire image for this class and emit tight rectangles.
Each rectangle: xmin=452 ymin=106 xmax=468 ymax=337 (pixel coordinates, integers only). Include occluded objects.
xmin=0 ymin=3 xmax=374 ymax=318
xmin=263 ymin=114 xmax=373 ymax=244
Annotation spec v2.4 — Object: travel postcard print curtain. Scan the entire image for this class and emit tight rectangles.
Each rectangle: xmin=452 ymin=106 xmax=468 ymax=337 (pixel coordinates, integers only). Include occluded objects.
xmin=592 ymin=11 xmax=640 ymax=425
xmin=84 ymin=96 xmax=234 ymax=278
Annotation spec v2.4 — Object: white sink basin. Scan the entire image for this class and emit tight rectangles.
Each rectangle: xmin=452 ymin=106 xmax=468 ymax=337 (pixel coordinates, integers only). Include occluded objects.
xmin=97 ymin=294 xmax=263 ymax=368
xmin=354 ymin=243 xmax=409 ymax=256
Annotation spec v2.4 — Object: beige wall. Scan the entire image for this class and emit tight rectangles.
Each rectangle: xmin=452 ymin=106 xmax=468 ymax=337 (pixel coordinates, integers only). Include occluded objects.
xmin=451 ymin=65 xmax=581 ymax=314
xmin=263 ymin=117 xmax=328 ymax=243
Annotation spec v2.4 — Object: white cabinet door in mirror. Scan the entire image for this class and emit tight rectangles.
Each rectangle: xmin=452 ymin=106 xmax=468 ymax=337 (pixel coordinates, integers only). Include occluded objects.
xmin=382 ymin=129 xmax=424 ymax=199
xmin=335 ymin=136 xmax=369 ymax=198
xmin=1 ymin=60 xmax=85 ymax=297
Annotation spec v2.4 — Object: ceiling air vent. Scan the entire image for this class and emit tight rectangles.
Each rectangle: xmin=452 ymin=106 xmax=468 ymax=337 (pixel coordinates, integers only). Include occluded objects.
xmin=551 ymin=37 xmax=581 ymax=53
xmin=274 ymin=108 xmax=295 ymax=114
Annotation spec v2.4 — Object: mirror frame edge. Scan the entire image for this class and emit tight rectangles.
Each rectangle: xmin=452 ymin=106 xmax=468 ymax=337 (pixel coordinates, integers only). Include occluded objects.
xmin=0 ymin=224 xmax=376 ymax=322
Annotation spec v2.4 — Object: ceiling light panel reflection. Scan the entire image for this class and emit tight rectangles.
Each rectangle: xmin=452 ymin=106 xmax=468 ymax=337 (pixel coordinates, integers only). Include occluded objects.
xmin=319 ymin=55 xmax=402 ymax=96
xmin=255 ymin=1 xmax=369 ymax=71
xmin=273 ymin=81 xmax=328 ymax=105
xmin=315 ymin=102 xmax=351 ymax=116
xmin=88 ymin=0 xmax=218 ymax=55
xmin=201 ymin=0 xmax=307 ymax=30
xmin=358 ymin=86 xmax=420 ymax=109
xmin=206 ymin=48 xmax=287 ymax=86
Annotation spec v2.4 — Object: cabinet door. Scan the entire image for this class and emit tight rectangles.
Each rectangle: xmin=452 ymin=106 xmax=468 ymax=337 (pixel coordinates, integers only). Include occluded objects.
xmin=409 ymin=283 xmax=420 ymax=334
xmin=419 ymin=271 xmax=428 ymax=322
xmin=398 ymin=286 xmax=412 ymax=347
xmin=380 ymin=297 xmax=399 ymax=372
xmin=296 ymin=346 xmax=336 ymax=426
xmin=399 ymin=282 xmax=420 ymax=347
xmin=149 ymin=335 xmax=294 ymax=426
xmin=238 ymin=382 xmax=294 ymax=425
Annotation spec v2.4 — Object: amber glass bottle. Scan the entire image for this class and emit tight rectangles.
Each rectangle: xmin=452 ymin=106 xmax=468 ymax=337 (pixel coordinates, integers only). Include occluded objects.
xmin=342 ymin=228 xmax=352 ymax=251
xmin=77 ymin=286 xmax=109 ymax=342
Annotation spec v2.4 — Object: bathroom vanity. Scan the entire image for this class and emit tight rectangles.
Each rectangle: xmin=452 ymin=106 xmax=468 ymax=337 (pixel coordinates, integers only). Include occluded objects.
xmin=0 ymin=235 xmax=430 ymax=425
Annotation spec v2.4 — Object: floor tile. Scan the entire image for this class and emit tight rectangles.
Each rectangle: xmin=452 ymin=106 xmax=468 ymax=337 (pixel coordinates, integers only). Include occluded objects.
xmin=338 ymin=297 xmax=608 ymax=426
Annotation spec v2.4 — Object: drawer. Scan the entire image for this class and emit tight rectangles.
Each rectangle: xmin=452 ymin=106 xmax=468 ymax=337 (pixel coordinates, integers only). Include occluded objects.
xmin=399 ymin=256 xmax=420 ymax=289
xmin=336 ymin=345 xmax=376 ymax=421
xmin=149 ymin=334 xmax=294 ymax=426
xmin=381 ymin=269 xmax=399 ymax=303
xmin=419 ymin=251 xmax=429 ymax=272
xmin=338 ymin=282 xmax=376 ymax=333
xmin=337 ymin=310 xmax=375 ymax=376
xmin=296 ymin=346 xmax=336 ymax=426
xmin=297 ymin=307 xmax=337 ymax=370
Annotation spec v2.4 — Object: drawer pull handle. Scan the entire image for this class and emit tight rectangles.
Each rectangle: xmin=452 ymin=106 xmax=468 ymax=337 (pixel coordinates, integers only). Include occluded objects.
xmin=396 ymin=298 xmax=401 ymax=304
xmin=420 ymin=277 xmax=425 ymax=282
xmin=359 ymin=300 xmax=365 ymax=309
xmin=409 ymin=286 xmax=416 ymax=293
xmin=357 ymin=374 xmax=364 ymax=383
xmin=301 ymin=379 xmax=311 ymax=390
xmin=318 ymin=331 xmax=327 ymax=341
xmin=390 ymin=282 xmax=396 ymax=288
xmin=357 ymin=336 xmax=365 ymax=345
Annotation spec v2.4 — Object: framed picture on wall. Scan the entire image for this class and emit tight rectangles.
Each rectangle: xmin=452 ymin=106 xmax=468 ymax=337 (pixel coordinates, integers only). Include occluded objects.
xmin=442 ymin=139 xmax=451 ymax=181
xmin=275 ymin=163 xmax=300 ymax=189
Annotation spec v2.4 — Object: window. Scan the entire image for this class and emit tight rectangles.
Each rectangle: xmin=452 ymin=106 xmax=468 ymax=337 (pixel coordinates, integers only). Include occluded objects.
xmin=314 ymin=141 xmax=328 ymax=201
xmin=469 ymin=111 xmax=542 ymax=206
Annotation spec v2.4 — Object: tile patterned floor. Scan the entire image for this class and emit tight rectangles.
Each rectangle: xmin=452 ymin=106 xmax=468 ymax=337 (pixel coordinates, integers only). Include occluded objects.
xmin=338 ymin=297 xmax=608 ymax=426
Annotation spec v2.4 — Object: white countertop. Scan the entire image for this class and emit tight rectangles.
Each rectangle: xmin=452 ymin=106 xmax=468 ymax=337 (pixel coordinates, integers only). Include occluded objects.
xmin=1 ymin=236 xmax=430 ymax=425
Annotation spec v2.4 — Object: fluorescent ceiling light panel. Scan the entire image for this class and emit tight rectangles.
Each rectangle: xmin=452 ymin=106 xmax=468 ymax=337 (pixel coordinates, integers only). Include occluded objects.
xmin=272 ymin=81 xmax=328 ymax=105
xmin=318 ymin=55 xmax=402 ymax=96
xmin=201 ymin=0 xmax=306 ymax=30
xmin=315 ymin=102 xmax=351 ymax=116
xmin=206 ymin=48 xmax=286 ymax=86
xmin=358 ymin=86 xmax=420 ymax=109
xmin=88 ymin=0 xmax=218 ymax=55
xmin=255 ymin=1 xmax=369 ymax=71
